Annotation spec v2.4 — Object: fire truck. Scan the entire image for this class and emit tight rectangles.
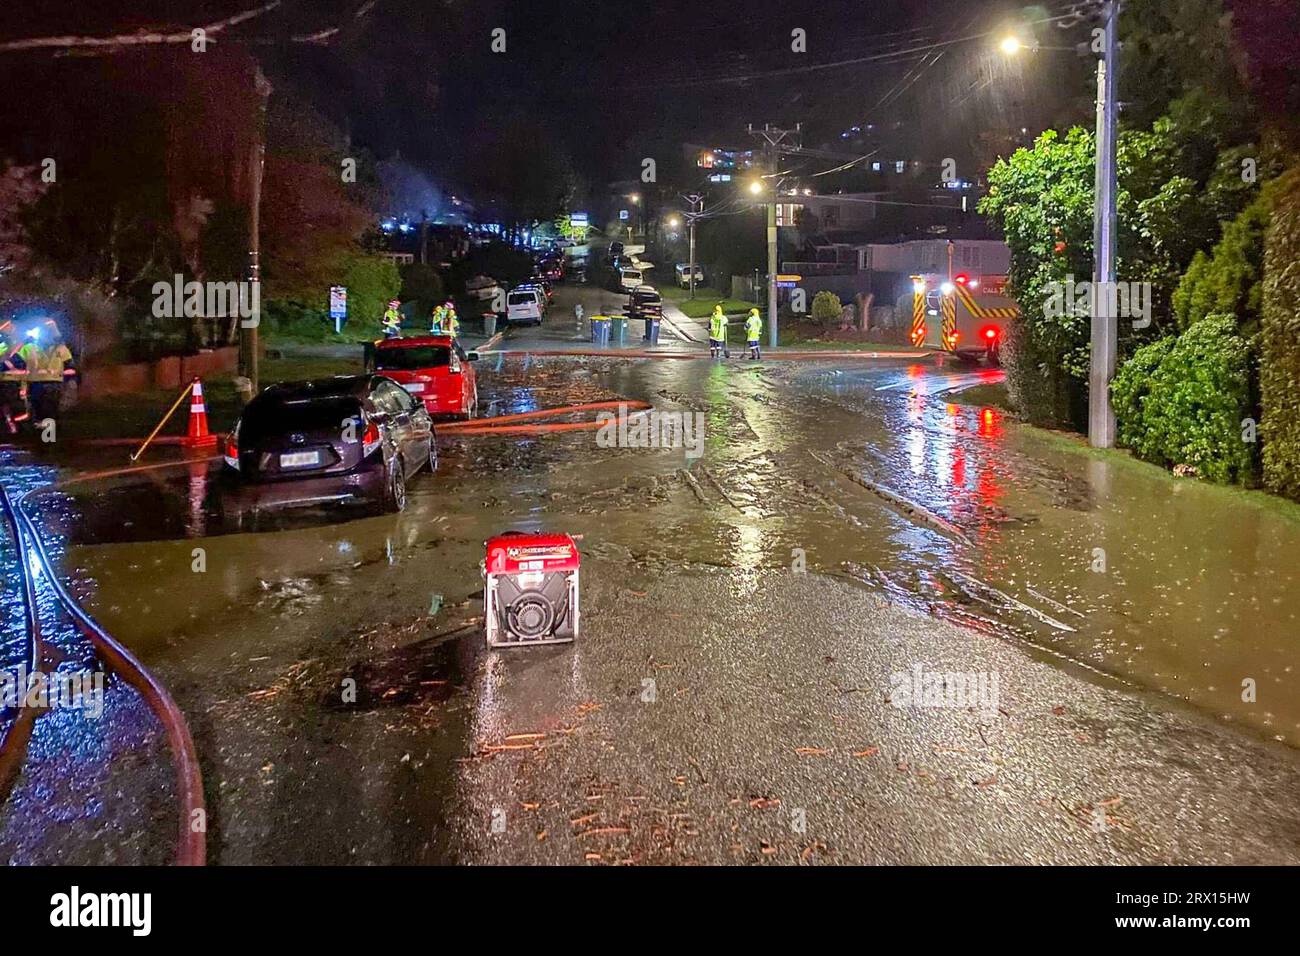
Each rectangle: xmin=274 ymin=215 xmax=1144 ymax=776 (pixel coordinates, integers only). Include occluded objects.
xmin=908 ymin=273 xmax=1019 ymax=365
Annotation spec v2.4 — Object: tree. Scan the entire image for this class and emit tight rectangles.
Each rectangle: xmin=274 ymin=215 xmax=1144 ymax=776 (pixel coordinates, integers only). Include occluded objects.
xmin=1260 ymin=167 xmax=1300 ymax=499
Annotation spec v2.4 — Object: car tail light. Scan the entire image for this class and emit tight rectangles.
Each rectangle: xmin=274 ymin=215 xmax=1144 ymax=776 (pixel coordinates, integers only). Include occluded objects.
xmin=223 ymin=421 xmax=240 ymax=470
xmin=483 ymin=533 xmax=580 ymax=647
xmin=981 ymin=326 xmax=999 ymax=341
xmin=361 ymin=420 xmax=382 ymax=457
xmin=450 ymin=353 xmax=462 ymax=374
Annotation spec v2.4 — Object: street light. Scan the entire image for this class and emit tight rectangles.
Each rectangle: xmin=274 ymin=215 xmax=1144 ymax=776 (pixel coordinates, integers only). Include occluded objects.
xmin=667 ymin=216 xmax=681 ymax=230
xmin=748 ymin=179 xmax=764 ymax=195
xmin=999 ymin=35 xmax=1023 ymax=55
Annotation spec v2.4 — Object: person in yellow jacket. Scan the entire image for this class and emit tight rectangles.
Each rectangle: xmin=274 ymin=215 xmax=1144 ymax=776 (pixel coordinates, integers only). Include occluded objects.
xmin=12 ymin=319 xmax=76 ymax=424
xmin=382 ymin=300 xmax=402 ymax=338
xmin=708 ymin=304 xmax=728 ymax=359
xmin=0 ymin=318 xmax=27 ymax=434
xmin=744 ymin=307 xmax=762 ymax=360
xmin=444 ymin=301 xmax=460 ymax=340
xmin=429 ymin=303 xmax=446 ymax=334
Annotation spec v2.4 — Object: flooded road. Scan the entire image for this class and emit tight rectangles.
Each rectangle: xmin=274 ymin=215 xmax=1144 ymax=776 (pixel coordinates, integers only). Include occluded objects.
xmin=5 ymin=338 xmax=1300 ymax=863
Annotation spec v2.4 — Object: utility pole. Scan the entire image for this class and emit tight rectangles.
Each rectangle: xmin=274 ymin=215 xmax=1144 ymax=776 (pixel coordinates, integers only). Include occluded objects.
xmin=1089 ymin=0 xmax=1120 ymax=448
xmin=748 ymin=123 xmax=800 ymax=350
xmin=241 ymin=66 xmax=271 ymax=401
xmin=683 ymin=193 xmax=704 ymax=299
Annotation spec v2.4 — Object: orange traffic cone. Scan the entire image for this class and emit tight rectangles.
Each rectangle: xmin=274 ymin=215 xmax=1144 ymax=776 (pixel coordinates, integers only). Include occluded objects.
xmin=182 ymin=377 xmax=218 ymax=449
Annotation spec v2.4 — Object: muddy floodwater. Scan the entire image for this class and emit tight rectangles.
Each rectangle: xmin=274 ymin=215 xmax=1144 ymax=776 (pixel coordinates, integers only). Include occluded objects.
xmin=28 ymin=353 xmax=1300 ymax=745
xmin=5 ymin=347 xmax=1300 ymax=863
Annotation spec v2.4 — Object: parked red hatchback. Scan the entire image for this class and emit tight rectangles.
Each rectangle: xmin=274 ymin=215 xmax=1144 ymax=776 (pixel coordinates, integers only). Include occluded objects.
xmin=367 ymin=335 xmax=479 ymax=419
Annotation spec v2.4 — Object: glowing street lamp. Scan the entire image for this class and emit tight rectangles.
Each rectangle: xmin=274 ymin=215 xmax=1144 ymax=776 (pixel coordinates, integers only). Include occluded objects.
xmin=999 ymin=35 xmax=1023 ymax=55
xmin=748 ymin=179 xmax=764 ymax=195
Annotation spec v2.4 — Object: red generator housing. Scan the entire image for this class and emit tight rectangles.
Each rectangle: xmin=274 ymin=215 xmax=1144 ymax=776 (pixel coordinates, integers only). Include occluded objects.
xmin=484 ymin=532 xmax=580 ymax=647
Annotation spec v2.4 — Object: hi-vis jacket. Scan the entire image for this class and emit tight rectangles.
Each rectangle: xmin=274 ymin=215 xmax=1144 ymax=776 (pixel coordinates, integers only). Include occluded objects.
xmin=745 ymin=312 xmax=762 ymax=341
xmin=709 ymin=310 xmax=727 ymax=340
xmin=14 ymin=341 xmax=74 ymax=381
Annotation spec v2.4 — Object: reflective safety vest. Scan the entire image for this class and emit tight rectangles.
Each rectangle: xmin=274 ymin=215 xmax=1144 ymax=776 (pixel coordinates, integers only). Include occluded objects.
xmin=447 ymin=312 xmax=460 ymax=336
xmin=709 ymin=311 xmax=727 ymax=339
xmin=15 ymin=341 xmax=73 ymax=381
xmin=745 ymin=313 xmax=762 ymax=340
xmin=430 ymin=306 xmax=445 ymax=331
xmin=382 ymin=308 xmax=401 ymax=330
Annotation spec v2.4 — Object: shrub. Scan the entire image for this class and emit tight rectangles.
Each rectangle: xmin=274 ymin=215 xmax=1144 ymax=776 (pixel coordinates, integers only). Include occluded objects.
xmin=1260 ymin=168 xmax=1300 ymax=499
xmin=1171 ymin=191 xmax=1272 ymax=333
xmin=810 ymin=290 xmax=842 ymax=327
xmin=1111 ymin=335 xmax=1175 ymax=450
xmin=1111 ymin=313 xmax=1254 ymax=483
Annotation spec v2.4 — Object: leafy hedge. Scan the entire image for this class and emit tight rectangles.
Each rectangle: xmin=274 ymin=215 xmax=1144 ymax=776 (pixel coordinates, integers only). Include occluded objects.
xmin=810 ymin=290 xmax=842 ymax=326
xmin=1260 ymin=168 xmax=1300 ymax=499
xmin=1111 ymin=312 xmax=1254 ymax=483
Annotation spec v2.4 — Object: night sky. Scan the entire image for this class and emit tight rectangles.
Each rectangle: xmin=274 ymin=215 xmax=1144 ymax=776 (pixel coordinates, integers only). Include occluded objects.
xmin=2 ymin=0 xmax=1294 ymax=196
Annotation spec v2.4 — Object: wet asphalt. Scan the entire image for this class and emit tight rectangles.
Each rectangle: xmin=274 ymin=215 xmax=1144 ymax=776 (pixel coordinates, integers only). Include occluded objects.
xmin=4 ymin=274 xmax=1300 ymax=864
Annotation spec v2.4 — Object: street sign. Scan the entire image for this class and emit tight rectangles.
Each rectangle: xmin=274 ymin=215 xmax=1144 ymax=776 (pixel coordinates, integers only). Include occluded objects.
xmin=619 ymin=209 xmax=629 ymax=221
xmin=776 ymin=274 xmax=802 ymax=282
xmin=776 ymin=280 xmax=797 ymax=289
xmin=329 ymin=286 xmax=347 ymax=333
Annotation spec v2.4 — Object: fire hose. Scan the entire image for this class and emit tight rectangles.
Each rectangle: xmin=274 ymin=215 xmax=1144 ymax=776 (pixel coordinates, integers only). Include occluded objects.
xmin=437 ymin=399 xmax=651 ymax=436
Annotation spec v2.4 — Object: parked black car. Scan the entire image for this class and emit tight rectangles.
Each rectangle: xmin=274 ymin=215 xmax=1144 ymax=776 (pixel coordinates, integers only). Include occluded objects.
xmin=220 ymin=375 xmax=435 ymax=521
xmin=626 ymin=286 xmax=663 ymax=320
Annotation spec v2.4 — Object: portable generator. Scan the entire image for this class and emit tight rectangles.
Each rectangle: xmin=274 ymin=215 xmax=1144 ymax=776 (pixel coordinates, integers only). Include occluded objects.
xmin=483 ymin=532 xmax=580 ymax=647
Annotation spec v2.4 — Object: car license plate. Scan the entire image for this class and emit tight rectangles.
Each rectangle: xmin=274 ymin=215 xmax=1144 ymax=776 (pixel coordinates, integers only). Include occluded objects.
xmin=403 ymin=382 xmax=425 ymax=393
xmin=279 ymin=451 xmax=320 ymax=468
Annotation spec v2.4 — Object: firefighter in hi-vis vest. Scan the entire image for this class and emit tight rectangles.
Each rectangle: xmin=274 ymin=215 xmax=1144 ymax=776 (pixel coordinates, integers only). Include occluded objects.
xmin=11 ymin=319 xmax=76 ymax=425
xmin=709 ymin=304 xmax=728 ymax=359
xmin=0 ymin=318 xmax=28 ymax=434
xmin=745 ymin=307 xmax=762 ymax=360
xmin=429 ymin=302 xmax=446 ymax=334
xmin=382 ymin=300 xmax=402 ymax=338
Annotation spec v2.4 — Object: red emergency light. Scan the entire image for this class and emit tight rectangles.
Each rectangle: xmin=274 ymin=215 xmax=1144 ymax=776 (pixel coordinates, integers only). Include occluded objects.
xmin=483 ymin=532 xmax=580 ymax=647
xmin=981 ymin=326 xmax=999 ymax=341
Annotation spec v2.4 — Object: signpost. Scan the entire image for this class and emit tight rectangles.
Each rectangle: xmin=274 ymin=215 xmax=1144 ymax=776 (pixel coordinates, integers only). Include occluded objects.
xmin=776 ymin=273 xmax=802 ymax=290
xmin=329 ymin=286 xmax=348 ymax=334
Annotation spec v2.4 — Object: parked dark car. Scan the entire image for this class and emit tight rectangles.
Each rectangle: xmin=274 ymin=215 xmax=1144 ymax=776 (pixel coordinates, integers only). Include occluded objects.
xmin=220 ymin=374 xmax=435 ymax=521
xmin=626 ymin=286 xmax=662 ymax=320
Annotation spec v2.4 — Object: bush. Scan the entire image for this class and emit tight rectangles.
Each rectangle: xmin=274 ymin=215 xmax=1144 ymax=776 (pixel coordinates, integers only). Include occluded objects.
xmin=810 ymin=290 xmax=842 ymax=327
xmin=1003 ymin=318 xmax=1080 ymax=429
xmin=1260 ymin=168 xmax=1300 ymax=499
xmin=1171 ymin=191 xmax=1272 ymax=333
xmin=1111 ymin=313 xmax=1254 ymax=483
xmin=1111 ymin=335 xmax=1175 ymax=450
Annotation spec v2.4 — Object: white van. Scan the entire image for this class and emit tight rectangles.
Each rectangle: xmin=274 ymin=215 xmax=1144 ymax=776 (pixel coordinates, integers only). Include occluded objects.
xmin=619 ymin=268 xmax=644 ymax=293
xmin=675 ymin=263 xmax=704 ymax=287
xmin=506 ymin=288 xmax=544 ymax=326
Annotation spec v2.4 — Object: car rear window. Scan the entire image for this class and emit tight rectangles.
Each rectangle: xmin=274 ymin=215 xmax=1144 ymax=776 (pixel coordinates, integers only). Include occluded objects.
xmin=623 ymin=271 xmax=642 ymax=281
xmin=376 ymin=346 xmax=450 ymax=371
xmin=508 ymin=292 xmax=538 ymax=305
xmin=242 ymin=395 xmax=361 ymax=442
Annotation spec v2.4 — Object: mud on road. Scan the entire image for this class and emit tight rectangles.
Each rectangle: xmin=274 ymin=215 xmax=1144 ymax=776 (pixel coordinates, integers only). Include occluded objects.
xmin=8 ymin=350 xmax=1300 ymax=864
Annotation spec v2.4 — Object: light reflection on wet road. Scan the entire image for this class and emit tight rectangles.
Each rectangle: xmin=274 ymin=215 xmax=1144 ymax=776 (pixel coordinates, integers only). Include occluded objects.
xmin=5 ymin=341 xmax=1300 ymax=862
xmin=25 ymin=352 xmax=1300 ymax=745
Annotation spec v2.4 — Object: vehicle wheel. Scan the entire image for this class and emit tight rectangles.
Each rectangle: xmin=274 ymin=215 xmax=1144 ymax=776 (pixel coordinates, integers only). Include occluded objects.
xmin=986 ymin=343 xmax=1001 ymax=367
xmin=428 ymin=434 xmax=439 ymax=473
xmin=381 ymin=457 xmax=407 ymax=513
xmin=464 ymin=387 xmax=478 ymax=420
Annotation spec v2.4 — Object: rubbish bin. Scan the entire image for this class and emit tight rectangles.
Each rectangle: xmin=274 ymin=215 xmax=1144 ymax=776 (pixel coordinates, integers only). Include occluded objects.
xmin=611 ymin=317 xmax=626 ymax=347
xmin=591 ymin=317 xmax=611 ymax=347
xmin=482 ymin=313 xmax=497 ymax=338
xmin=647 ymin=318 xmax=661 ymax=345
